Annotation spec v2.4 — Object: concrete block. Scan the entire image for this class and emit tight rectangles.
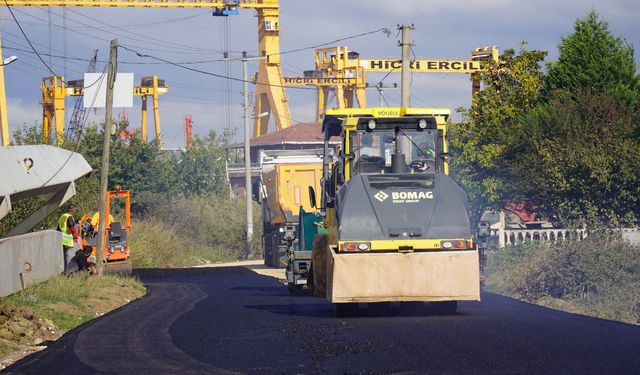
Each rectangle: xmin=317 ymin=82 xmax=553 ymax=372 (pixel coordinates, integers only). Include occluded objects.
xmin=0 ymin=230 xmax=64 ymax=297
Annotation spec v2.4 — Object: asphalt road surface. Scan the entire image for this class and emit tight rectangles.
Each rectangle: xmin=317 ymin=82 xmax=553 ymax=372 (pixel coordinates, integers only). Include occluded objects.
xmin=5 ymin=265 xmax=640 ymax=374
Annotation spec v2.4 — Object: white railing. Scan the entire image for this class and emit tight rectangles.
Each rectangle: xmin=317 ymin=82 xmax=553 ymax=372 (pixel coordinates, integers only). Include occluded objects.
xmin=487 ymin=227 xmax=640 ymax=248
xmin=492 ymin=228 xmax=589 ymax=248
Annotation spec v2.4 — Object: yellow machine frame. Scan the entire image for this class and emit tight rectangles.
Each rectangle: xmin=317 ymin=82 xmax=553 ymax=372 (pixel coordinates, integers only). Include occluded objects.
xmin=0 ymin=34 xmax=10 ymax=146
xmin=320 ymin=107 xmax=480 ymax=304
xmin=284 ymin=46 xmax=500 ymax=122
xmin=40 ymin=75 xmax=168 ymax=144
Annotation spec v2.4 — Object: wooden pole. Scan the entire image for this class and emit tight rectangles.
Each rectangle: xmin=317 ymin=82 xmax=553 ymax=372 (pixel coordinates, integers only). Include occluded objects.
xmin=96 ymin=39 xmax=117 ymax=275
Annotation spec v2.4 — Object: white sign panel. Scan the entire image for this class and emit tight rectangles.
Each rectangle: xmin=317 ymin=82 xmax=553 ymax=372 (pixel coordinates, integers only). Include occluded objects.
xmin=83 ymin=72 xmax=134 ymax=108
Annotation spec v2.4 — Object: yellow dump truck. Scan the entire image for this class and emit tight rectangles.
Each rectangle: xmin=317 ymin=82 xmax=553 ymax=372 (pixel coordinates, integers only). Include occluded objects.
xmin=304 ymin=107 xmax=481 ymax=316
xmin=258 ymin=150 xmax=324 ymax=292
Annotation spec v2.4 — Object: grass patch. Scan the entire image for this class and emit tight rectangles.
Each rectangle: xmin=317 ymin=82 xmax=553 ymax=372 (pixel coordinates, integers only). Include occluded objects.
xmin=3 ymin=274 xmax=146 ymax=333
xmin=0 ymin=339 xmax=19 ymax=359
xmin=486 ymin=233 xmax=640 ymax=324
xmin=130 ymin=195 xmax=263 ymax=268
xmin=129 ymin=219 xmax=235 ymax=268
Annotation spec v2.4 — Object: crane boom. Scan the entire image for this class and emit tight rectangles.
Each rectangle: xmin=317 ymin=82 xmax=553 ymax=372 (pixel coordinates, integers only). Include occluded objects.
xmin=8 ymin=0 xmax=290 ymax=140
xmin=3 ymin=0 xmax=278 ymax=9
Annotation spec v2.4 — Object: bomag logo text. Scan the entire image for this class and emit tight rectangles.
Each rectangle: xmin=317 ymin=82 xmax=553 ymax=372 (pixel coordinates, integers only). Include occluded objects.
xmin=391 ymin=191 xmax=434 ymax=203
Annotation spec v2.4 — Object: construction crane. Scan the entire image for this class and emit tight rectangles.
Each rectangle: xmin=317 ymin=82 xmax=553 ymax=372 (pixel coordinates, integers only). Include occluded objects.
xmin=6 ymin=0 xmax=290 ymax=139
xmin=283 ymin=45 xmax=500 ymax=121
xmin=41 ymin=75 xmax=168 ymax=144
xmin=65 ymin=49 xmax=97 ymax=143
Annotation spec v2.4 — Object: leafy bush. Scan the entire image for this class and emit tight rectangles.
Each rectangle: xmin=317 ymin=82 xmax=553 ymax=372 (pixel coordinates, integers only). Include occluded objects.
xmin=129 ymin=194 xmax=262 ymax=268
xmin=486 ymin=234 xmax=640 ymax=323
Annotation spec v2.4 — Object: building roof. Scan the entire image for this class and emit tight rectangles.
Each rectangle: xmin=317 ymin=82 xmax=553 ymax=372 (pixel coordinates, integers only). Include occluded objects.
xmin=229 ymin=122 xmax=339 ymax=148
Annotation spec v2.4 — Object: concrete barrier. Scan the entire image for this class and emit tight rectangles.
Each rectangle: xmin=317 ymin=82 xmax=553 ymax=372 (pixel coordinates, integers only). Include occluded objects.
xmin=0 ymin=230 xmax=64 ymax=297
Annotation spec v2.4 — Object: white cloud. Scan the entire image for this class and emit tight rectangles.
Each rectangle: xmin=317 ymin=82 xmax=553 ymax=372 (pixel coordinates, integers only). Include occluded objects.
xmin=359 ymin=0 xmax=516 ymax=16
xmin=6 ymin=98 xmax=41 ymax=130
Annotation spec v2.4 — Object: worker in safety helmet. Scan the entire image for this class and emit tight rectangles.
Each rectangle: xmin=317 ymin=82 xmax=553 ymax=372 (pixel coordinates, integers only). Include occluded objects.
xmin=410 ymin=142 xmax=436 ymax=172
xmin=58 ymin=204 xmax=79 ymax=272
xmin=90 ymin=212 xmax=114 ymax=229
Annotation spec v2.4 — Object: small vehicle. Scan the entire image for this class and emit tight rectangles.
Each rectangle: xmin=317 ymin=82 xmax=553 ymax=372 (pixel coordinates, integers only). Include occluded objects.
xmin=81 ymin=187 xmax=133 ymax=275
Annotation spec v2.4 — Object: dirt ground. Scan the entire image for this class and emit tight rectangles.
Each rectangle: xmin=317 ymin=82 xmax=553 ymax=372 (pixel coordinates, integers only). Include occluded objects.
xmin=0 ymin=304 xmax=60 ymax=370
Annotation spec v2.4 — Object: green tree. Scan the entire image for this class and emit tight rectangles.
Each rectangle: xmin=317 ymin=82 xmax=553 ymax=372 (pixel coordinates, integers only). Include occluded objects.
xmin=512 ymin=89 xmax=640 ymax=226
xmin=450 ymin=46 xmax=548 ymax=222
xmin=545 ymin=10 xmax=639 ymax=107
xmin=174 ymin=131 xmax=229 ymax=197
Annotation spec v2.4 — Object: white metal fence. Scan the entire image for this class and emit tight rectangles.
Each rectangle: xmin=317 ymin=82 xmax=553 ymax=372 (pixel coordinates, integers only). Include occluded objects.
xmin=488 ymin=227 xmax=639 ymax=248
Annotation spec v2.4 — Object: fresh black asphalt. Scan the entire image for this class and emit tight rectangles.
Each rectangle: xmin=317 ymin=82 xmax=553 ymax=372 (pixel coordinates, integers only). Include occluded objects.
xmin=4 ymin=266 xmax=640 ymax=374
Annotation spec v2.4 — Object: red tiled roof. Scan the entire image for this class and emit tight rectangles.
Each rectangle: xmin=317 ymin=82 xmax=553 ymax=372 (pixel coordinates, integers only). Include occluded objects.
xmin=230 ymin=122 xmax=339 ymax=147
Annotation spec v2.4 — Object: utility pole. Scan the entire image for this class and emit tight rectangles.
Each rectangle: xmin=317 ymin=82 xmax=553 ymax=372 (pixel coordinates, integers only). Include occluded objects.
xmin=225 ymin=51 xmax=265 ymax=255
xmin=399 ymin=24 xmax=414 ymax=108
xmin=398 ymin=24 xmax=414 ymax=157
xmin=96 ymin=39 xmax=117 ymax=275
xmin=242 ymin=51 xmax=253 ymax=254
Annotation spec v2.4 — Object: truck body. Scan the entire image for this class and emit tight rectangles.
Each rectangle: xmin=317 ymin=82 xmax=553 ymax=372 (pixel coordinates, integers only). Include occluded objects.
xmin=303 ymin=107 xmax=481 ymax=316
xmin=258 ymin=149 xmax=324 ymax=290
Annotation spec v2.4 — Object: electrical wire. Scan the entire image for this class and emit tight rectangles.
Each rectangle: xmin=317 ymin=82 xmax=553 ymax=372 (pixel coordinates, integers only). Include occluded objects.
xmin=3 ymin=0 xmax=61 ymax=79
xmin=12 ymin=7 xmax=216 ymax=56
xmin=1 ymin=45 xmax=215 ymax=65
xmin=116 ymin=27 xmax=395 ymax=65
xmin=5 ymin=64 xmax=44 ymax=78
xmin=269 ymin=27 xmax=392 ymax=58
xmin=2 ymin=3 xmax=113 ymax=89
xmin=118 ymin=44 xmax=316 ymax=91
xmin=2 ymin=42 xmax=90 ymax=69
xmin=61 ymin=7 xmax=218 ymax=53
xmin=74 ymin=63 xmax=109 ymax=144
xmin=66 ymin=10 xmax=210 ymax=30
xmin=409 ymin=45 xmax=417 ymax=89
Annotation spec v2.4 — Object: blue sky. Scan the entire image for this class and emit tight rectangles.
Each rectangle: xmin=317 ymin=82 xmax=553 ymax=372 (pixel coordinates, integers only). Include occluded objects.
xmin=1 ymin=0 xmax=639 ymax=148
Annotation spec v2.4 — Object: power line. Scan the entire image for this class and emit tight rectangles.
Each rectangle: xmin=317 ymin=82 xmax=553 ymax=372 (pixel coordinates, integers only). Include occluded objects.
xmin=38 ymin=6 xmax=222 ymax=54
xmin=122 ymin=27 xmax=394 ymax=65
xmin=1 ymin=40 xmax=89 ymax=69
xmin=60 ymin=10 xmax=211 ymax=30
xmin=5 ymin=64 xmax=46 ymax=78
xmin=270 ymin=27 xmax=392 ymax=58
xmin=1 ymin=45 xmax=207 ymax=65
xmin=60 ymin=7 xmax=219 ymax=53
xmin=2 ymin=3 xmax=107 ymax=89
xmin=11 ymin=7 xmax=216 ymax=56
xmin=3 ymin=0 xmax=61 ymax=79
xmin=118 ymin=44 xmax=316 ymax=91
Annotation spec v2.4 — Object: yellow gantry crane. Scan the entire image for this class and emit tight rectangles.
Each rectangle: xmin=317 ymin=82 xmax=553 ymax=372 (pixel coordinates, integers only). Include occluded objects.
xmin=5 ymin=0 xmax=290 ymax=138
xmin=283 ymin=45 xmax=500 ymax=121
xmin=41 ymin=75 xmax=168 ymax=144
xmin=282 ymin=46 xmax=367 ymax=123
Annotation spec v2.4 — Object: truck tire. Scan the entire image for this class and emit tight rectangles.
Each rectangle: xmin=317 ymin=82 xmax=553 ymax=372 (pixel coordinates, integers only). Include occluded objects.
xmin=431 ymin=301 xmax=457 ymax=315
xmin=263 ymin=231 xmax=277 ymax=268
